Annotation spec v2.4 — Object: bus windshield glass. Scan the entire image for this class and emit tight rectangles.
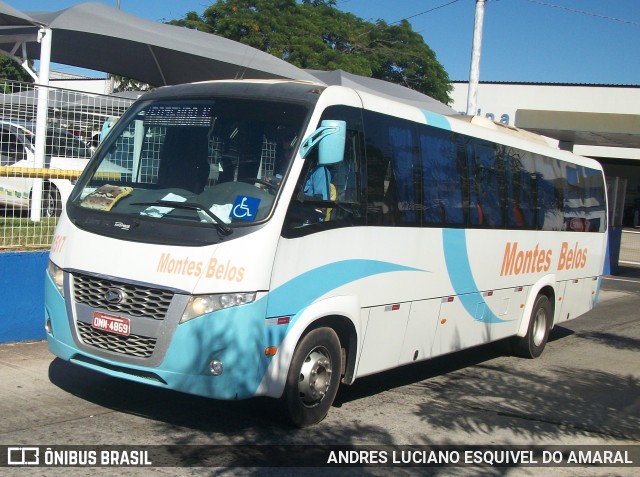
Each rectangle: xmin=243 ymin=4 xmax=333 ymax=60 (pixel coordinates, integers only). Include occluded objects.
xmin=72 ymin=98 xmax=308 ymax=227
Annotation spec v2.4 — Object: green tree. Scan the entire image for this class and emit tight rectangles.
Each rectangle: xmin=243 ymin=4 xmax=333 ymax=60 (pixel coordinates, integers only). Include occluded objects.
xmin=110 ymin=75 xmax=151 ymax=93
xmin=0 ymin=56 xmax=34 ymax=91
xmin=170 ymin=0 xmax=452 ymax=104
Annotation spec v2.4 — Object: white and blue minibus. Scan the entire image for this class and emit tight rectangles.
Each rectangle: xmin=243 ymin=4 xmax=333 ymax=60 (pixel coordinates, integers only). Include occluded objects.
xmin=45 ymin=79 xmax=607 ymax=426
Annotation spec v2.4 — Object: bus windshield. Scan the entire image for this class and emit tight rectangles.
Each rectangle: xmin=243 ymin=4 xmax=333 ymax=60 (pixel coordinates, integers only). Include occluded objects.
xmin=72 ymin=98 xmax=308 ymax=228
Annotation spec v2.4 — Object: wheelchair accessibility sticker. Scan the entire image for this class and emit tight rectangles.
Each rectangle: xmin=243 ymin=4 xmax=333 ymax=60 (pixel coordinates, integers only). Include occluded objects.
xmin=230 ymin=195 xmax=261 ymax=222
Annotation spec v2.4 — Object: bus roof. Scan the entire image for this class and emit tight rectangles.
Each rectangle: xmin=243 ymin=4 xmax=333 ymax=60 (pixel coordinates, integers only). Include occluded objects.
xmin=138 ymin=79 xmax=326 ymax=108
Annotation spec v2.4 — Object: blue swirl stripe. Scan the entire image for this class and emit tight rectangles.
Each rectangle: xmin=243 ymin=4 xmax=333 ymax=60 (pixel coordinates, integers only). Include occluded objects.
xmin=266 ymin=259 xmax=424 ymax=318
xmin=442 ymin=228 xmax=511 ymax=323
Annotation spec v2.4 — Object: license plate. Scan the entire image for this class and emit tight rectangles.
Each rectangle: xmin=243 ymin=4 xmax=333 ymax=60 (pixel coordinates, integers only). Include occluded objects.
xmin=92 ymin=312 xmax=130 ymax=336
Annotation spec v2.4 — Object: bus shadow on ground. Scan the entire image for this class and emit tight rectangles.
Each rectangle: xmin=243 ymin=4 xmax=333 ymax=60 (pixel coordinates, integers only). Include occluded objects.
xmin=334 ymin=327 xmax=574 ymax=406
xmin=47 ymin=357 xmax=396 ymax=452
xmin=48 ymin=335 xmax=517 ymax=433
xmin=48 ymin=324 xmax=639 ymax=447
xmin=48 ymin=357 xmax=279 ymax=432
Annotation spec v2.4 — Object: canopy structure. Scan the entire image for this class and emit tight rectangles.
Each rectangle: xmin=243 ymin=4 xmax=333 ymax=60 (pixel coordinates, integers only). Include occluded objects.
xmin=0 ymin=0 xmax=321 ymax=220
xmin=0 ymin=2 xmax=454 ymax=110
xmin=0 ymin=1 xmax=318 ymax=85
xmin=0 ymin=1 xmax=33 ymax=26
xmin=0 ymin=1 xmax=455 ymax=219
xmin=306 ymin=69 xmax=456 ymax=116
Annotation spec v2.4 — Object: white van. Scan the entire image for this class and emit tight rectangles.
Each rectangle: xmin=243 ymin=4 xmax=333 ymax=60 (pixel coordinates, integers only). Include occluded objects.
xmin=0 ymin=121 xmax=93 ymax=216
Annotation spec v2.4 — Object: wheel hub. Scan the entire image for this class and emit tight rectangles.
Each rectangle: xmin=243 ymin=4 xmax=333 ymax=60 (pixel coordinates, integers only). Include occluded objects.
xmin=298 ymin=348 xmax=332 ymax=406
xmin=532 ymin=308 xmax=547 ymax=347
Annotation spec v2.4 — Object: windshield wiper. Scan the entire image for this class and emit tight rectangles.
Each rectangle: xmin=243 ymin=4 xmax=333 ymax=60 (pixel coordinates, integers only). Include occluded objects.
xmin=132 ymin=200 xmax=233 ymax=236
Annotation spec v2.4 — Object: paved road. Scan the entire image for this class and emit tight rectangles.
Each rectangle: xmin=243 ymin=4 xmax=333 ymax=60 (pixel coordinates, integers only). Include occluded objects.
xmin=1 ymin=270 xmax=639 ymax=476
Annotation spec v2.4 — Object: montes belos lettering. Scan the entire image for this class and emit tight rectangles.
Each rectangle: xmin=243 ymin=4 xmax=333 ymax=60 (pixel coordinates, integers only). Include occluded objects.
xmin=500 ymin=241 xmax=588 ymax=276
xmin=156 ymin=253 xmax=245 ymax=282
xmin=500 ymin=242 xmax=552 ymax=276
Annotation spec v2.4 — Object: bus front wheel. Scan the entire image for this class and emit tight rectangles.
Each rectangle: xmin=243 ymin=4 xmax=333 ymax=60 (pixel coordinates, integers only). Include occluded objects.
xmin=513 ymin=294 xmax=552 ymax=359
xmin=282 ymin=327 xmax=342 ymax=427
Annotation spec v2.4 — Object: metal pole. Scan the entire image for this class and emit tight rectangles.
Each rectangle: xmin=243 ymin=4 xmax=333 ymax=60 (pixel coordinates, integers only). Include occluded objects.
xmin=30 ymin=27 xmax=52 ymax=222
xmin=466 ymin=0 xmax=486 ymax=116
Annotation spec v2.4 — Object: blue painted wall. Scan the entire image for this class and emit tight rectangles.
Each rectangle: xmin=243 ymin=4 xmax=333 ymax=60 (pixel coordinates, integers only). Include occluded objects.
xmin=0 ymin=251 xmax=48 ymax=343
xmin=605 ymin=227 xmax=623 ymax=275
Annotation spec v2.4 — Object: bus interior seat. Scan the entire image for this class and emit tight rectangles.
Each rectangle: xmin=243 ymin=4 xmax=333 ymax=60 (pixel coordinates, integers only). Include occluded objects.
xmin=512 ymin=206 xmax=525 ymax=227
xmin=157 ymin=127 xmax=210 ymax=194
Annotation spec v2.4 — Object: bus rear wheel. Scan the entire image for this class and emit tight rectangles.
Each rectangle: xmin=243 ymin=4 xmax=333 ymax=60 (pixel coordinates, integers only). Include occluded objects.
xmin=513 ymin=294 xmax=552 ymax=359
xmin=282 ymin=327 xmax=341 ymax=427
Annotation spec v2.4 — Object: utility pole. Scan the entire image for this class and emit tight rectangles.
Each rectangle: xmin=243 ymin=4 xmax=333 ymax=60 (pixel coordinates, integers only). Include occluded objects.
xmin=466 ymin=0 xmax=486 ymax=116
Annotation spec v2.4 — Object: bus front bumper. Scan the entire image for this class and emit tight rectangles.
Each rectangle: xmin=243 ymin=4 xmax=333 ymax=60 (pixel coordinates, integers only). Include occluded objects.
xmin=44 ymin=274 xmax=277 ymax=401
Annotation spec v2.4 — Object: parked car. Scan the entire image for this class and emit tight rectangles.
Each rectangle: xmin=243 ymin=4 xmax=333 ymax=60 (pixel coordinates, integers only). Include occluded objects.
xmin=0 ymin=121 xmax=93 ymax=217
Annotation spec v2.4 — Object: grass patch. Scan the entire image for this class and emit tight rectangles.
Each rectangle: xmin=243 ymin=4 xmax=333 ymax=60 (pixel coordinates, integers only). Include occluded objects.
xmin=0 ymin=216 xmax=57 ymax=249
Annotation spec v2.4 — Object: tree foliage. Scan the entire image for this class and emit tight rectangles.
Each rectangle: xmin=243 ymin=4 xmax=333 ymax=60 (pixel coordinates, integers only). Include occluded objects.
xmin=0 ymin=56 xmax=34 ymax=89
xmin=170 ymin=0 xmax=452 ymax=104
xmin=110 ymin=75 xmax=151 ymax=93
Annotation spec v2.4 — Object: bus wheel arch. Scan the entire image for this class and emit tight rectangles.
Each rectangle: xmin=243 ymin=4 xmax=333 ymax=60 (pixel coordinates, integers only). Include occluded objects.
xmin=306 ymin=314 xmax=358 ymax=385
xmin=512 ymin=291 xmax=554 ymax=359
xmin=537 ymin=285 xmax=556 ymax=323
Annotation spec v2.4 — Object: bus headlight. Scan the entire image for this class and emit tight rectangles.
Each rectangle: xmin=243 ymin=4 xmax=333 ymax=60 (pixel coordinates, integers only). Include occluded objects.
xmin=181 ymin=292 xmax=256 ymax=323
xmin=47 ymin=260 xmax=65 ymax=296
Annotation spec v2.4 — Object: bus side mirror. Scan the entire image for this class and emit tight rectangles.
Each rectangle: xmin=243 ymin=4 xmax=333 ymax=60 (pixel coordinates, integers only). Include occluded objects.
xmin=299 ymin=120 xmax=346 ymax=165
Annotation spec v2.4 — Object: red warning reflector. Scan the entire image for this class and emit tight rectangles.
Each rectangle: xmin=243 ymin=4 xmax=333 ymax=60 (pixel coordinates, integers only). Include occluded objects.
xmin=277 ymin=317 xmax=290 ymax=325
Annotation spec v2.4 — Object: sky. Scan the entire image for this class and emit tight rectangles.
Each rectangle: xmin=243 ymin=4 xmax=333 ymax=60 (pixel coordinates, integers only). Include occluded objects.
xmin=5 ymin=0 xmax=640 ymax=85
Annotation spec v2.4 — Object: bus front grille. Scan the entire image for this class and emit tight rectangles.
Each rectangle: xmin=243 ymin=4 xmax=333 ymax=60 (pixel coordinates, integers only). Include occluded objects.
xmin=76 ymin=321 xmax=157 ymax=358
xmin=72 ymin=273 xmax=174 ymax=320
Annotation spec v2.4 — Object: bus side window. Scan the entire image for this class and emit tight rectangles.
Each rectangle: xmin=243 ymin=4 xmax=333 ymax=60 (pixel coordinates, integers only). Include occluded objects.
xmin=389 ymin=125 xmax=419 ymax=225
xmin=328 ymin=130 xmax=363 ymax=219
xmin=505 ymin=149 xmax=536 ymax=228
xmin=468 ymin=140 xmax=504 ymax=227
xmin=582 ymin=167 xmax=606 ymax=232
xmin=364 ymin=111 xmax=419 ymax=226
xmin=420 ymin=126 xmax=464 ymax=227
xmin=537 ymin=156 xmax=565 ymax=230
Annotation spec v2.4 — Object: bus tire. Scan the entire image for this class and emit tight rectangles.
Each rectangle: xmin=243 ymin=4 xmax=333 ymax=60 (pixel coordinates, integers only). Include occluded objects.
xmin=282 ymin=327 xmax=341 ymax=427
xmin=513 ymin=294 xmax=552 ymax=359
